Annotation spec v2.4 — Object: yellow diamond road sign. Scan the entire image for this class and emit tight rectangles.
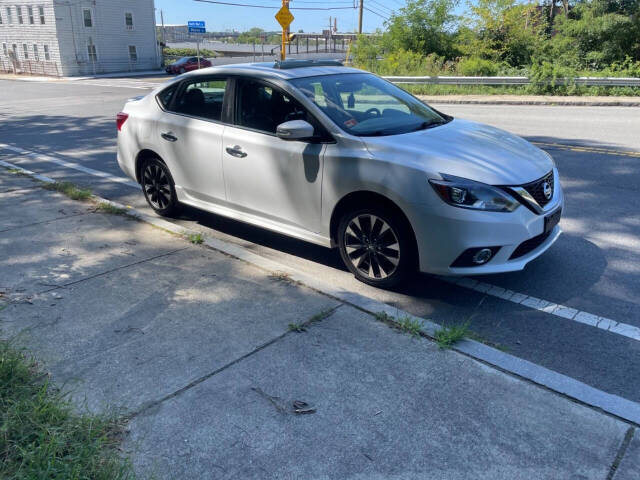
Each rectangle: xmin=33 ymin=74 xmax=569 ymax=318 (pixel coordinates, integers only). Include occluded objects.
xmin=275 ymin=6 xmax=294 ymax=29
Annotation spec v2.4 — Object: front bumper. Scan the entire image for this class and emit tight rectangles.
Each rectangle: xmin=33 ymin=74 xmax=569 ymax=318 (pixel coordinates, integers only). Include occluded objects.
xmin=409 ymin=168 xmax=564 ymax=275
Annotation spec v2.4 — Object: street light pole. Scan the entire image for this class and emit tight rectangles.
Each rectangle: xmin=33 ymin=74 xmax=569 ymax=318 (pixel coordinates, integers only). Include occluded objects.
xmin=358 ymin=0 xmax=363 ymax=34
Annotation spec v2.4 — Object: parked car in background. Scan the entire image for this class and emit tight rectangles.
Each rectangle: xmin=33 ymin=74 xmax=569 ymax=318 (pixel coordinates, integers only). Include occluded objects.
xmin=117 ymin=60 xmax=563 ymax=288
xmin=165 ymin=57 xmax=212 ymax=75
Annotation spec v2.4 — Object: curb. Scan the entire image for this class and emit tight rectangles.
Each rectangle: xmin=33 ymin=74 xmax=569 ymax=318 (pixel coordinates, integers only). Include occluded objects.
xmin=2 ymin=160 xmax=640 ymax=427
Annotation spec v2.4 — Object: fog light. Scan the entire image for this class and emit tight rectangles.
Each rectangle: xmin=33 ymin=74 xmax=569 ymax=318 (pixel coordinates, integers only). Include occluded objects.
xmin=472 ymin=248 xmax=493 ymax=265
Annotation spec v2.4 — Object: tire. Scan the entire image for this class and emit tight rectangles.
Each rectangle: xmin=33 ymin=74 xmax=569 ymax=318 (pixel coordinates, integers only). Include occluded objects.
xmin=337 ymin=205 xmax=415 ymax=288
xmin=140 ymin=157 xmax=181 ymax=217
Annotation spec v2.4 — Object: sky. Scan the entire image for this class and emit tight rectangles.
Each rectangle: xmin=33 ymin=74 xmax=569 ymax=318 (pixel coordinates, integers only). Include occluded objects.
xmin=153 ymin=0 xmax=397 ymax=34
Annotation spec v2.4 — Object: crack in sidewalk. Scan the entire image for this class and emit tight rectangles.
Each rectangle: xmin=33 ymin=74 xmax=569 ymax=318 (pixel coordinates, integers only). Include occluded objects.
xmin=606 ymin=427 xmax=636 ymax=480
xmin=126 ymin=304 xmax=344 ymax=421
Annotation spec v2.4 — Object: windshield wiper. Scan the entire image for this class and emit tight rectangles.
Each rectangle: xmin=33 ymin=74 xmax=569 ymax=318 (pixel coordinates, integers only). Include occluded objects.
xmin=409 ymin=120 xmax=447 ymax=133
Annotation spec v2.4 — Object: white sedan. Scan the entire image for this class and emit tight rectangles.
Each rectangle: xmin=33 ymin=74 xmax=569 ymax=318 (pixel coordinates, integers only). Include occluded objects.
xmin=116 ymin=60 xmax=563 ymax=288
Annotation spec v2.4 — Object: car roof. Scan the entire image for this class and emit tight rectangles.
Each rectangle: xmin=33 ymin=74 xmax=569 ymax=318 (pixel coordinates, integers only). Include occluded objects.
xmin=182 ymin=61 xmax=365 ymax=81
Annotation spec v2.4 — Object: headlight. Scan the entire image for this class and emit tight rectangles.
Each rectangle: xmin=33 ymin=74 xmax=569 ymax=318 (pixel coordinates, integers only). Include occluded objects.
xmin=429 ymin=175 xmax=520 ymax=212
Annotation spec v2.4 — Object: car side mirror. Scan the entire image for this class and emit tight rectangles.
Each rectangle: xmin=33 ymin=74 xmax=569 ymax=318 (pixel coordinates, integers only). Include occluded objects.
xmin=276 ymin=120 xmax=315 ymax=141
xmin=347 ymin=92 xmax=355 ymax=109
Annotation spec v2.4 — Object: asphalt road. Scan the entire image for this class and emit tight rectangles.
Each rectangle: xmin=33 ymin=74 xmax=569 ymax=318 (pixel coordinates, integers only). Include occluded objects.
xmin=1 ymin=77 xmax=639 ymax=407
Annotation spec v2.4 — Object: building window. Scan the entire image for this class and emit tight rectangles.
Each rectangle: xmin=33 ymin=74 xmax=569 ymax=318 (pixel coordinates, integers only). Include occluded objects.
xmin=39 ymin=6 xmax=45 ymax=24
xmin=128 ymin=45 xmax=137 ymax=62
xmin=12 ymin=44 xmax=17 ymax=56
xmin=2 ymin=44 xmax=7 ymax=56
xmin=23 ymin=43 xmax=28 ymax=59
xmin=0 ymin=10 xmax=3 ymax=24
xmin=43 ymin=44 xmax=50 ymax=60
xmin=125 ymin=12 xmax=134 ymax=30
xmin=87 ymin=44 xmax=97 ymax=62
xmin=33 ymin=44 xmax=39 ymax=61
xmin=28 ymin=6 xmax=34 ymax=24
xmin=83 ymin=9 xmax=92 ymax=28
xmin=6 ymin=7 xmax=13 ymax=24
xmin=17 ymin=6 xmax=23 ymax=24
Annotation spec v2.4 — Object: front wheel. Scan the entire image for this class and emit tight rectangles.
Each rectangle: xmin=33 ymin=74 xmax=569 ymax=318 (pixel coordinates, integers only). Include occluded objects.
xmin=140 ymin=158 xmax=181 ymax=217
xmin=337 ymin=206 xmax=415 ymax=288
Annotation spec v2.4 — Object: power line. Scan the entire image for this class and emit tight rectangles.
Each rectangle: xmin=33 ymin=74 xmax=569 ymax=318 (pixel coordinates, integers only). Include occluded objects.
xmin=194 ymin=0 xmax=356 ymax=10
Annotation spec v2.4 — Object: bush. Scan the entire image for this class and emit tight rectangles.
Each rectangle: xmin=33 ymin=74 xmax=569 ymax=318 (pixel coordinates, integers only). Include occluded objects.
xmin=163 ymin=47 xmax=218 ymax=58
xmin=456 ymin=56 xmax=499 ymax=76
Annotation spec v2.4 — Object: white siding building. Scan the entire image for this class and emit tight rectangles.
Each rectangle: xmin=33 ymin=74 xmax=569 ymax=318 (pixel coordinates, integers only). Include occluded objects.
xmin=0 ymin=0 xmax=160 ymax=76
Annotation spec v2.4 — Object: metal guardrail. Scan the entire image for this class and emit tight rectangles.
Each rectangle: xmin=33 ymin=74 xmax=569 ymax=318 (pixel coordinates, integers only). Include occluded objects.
xmin=382 ymin=76 xmax=640 ymax=87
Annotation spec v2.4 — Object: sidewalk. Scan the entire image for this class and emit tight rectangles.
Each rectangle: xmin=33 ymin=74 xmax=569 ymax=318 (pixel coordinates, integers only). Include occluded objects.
xmin=0 ymin=70 xmax=165 ymax=82
xmin=0 ymin=169 xmax=637 ymax=479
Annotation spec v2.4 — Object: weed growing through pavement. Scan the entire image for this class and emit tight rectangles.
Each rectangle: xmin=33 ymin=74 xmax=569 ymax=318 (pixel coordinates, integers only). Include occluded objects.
xmin=375 ymin=311 xmax=423 ymax=337
xmin=0 ymin=341 xmax=135 ymax=479
xmin=434 ymin=323 xmax=470 ymax=349
xmin=188 ymin=233 xmax=204 ymax=245
xmin=288 ymin=323 xmax=306 ymax=333
xmin=43 ymin=181 xmax=92 ymax=201
xmin=269 ymin=271 xmax=291 ymax=282
xmin=95 ymin=202 xmax=128 ymax=215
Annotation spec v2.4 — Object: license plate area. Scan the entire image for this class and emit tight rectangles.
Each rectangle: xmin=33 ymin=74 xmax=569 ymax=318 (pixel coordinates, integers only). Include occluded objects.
xmin=544 ymin=208 xmax=562 ymax=234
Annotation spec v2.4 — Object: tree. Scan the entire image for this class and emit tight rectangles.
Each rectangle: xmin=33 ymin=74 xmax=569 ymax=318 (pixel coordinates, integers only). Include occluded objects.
xmin=383 ymin=0 xmax=460 ymax=59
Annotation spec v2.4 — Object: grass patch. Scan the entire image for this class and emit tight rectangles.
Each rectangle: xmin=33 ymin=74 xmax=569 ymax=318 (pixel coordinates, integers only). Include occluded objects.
xmin=288 ymin=323 xmax=306 ymax=333
xmin=375 ymin=312 xmax=423 ymax=338
xmin=402 ymin=83 xmax=640 ymax=97
xmin=396 ymin=316 xmax=423 ymax=337
xmin=43 ymin=181 xmax=92 ymax=201
xmin=0 ymin=341 xmax=134 ymax=479
xmin=269 ymin=271 xmax=291 ymax=282
xmin=434 ymin=323 xmax=470 ymax=349
xmin=95 ymin=202 xmax=128 ymax=215
xmin=188 ymin=233 xmax=204 ymax=245
xmin=6 ymin=168 xmax=24 ymax=175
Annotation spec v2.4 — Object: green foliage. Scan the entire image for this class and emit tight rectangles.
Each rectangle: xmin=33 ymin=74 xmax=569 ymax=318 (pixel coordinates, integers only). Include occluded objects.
xmin=383 ymin=0 xmax=460 ymax=58
xmin=43 ymin=181 xmax=92 ymax=201
xmin=434 ymin=323 xmax=469 ymax=349
xmin=351 ymin=0 xmax=640 ymax=93
xmin=0 ymin=342 xmax=134 ymax=479
xmin=163 ymin=47 xmax=218 ymax=58
xmin=456 ymin=56 xmax=499 ymax=76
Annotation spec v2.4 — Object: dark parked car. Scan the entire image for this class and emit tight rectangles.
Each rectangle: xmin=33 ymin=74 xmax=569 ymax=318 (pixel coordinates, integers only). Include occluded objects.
xmin=165 ymin=57 xmax=212 ymax=75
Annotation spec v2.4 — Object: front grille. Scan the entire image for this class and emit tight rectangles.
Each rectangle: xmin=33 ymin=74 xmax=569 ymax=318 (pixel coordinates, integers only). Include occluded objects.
xmin=510 ymin=231 xmax=551 ymax=260
xmin=523 ymin=171 xmax=554 ymax=208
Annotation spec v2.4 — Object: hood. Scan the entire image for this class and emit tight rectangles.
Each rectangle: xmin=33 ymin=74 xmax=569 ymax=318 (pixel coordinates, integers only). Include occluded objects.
xmin=362 ymin=118 xmax=553 ymax=185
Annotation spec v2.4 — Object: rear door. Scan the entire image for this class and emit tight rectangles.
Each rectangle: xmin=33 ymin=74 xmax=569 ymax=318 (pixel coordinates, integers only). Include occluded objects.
xmin=153 ymin=76 xmax=230 ymax=206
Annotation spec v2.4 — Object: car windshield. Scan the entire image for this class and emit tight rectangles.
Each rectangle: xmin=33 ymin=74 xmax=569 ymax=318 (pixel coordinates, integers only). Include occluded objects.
xmin=291 ymin=73 xmax=450 ymax=137
xmin=174 ymin=57 xmax=190 ymax=65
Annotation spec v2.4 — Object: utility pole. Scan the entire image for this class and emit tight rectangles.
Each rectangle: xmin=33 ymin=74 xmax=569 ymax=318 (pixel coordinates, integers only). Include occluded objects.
xmin=358 ymin=0 xmax=363 ymax=34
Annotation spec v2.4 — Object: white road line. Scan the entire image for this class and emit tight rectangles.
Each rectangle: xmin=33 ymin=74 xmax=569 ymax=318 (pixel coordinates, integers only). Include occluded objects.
xmin=0 ymin=143 xmax=139 ymax=189
xmin=4 ymin=158 xmax=640 ymax=426
xmin=439 ymin=276 xmax=640 ymax=342
xmin=2 ymin=142 xmax=639 ymax=344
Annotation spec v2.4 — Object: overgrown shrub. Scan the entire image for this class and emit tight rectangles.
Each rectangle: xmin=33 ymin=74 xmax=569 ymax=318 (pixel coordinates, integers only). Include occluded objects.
xmin=456 ymin=56 xmax=499 ymax=76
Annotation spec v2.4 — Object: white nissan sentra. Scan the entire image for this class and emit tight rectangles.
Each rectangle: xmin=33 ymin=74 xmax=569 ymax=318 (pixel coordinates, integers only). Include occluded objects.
xmin=117 ymin=60 xmax=563 ymax=288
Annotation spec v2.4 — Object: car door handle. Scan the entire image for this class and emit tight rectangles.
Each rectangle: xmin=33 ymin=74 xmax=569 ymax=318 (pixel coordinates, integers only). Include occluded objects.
xmin=226 ymin=145 xmax=247 ymax=158
xmin=161 ymin=132 xmax=178 ymax=142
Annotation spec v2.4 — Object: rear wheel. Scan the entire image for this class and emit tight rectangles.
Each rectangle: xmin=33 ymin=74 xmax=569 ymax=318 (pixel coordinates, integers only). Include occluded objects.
xmin=140 ymin=157 xmax=180 ymax=217
xmin=337 ymin=206 xmax=415 ymax=288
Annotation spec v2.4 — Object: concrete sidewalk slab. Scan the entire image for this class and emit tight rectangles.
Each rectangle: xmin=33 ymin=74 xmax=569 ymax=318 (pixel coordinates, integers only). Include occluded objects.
xmin=2 ymin=247 xmax=338 ymax=412
xmin=0 ymin=206 xmax=186 ymax=295
xmin=126 ymin=306 xmax=628 ymax=480
xmin=614 ymin=433 xmax=640 ymax=480
xmin=0 ymin=184 xmax=88 ymax=232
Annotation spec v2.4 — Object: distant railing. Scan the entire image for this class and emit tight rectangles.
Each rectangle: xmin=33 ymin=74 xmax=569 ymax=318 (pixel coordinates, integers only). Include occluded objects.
xmin=382 ymin=76 xmax=640 ymax=87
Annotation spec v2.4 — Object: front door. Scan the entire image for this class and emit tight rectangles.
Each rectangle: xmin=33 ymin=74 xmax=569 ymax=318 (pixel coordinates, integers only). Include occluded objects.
xmin=154 ymin=76 xmax=229 ymax=206
xmin=222 ymin=79 xmax=326 ymax=234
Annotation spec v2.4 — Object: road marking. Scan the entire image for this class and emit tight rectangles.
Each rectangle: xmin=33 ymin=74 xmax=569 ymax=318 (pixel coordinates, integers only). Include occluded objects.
xmin=3 ymin=158 xmax=640 ymax=426
xmin=437 ymin=276 xmax=640 ymax=342
xmin=534 ymin=142 xmax=640 ymax=158
xmin=2 ymin=143 xmax=639 ymax=344
xmin=0 ymin=143 xmax=139 ymax=188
